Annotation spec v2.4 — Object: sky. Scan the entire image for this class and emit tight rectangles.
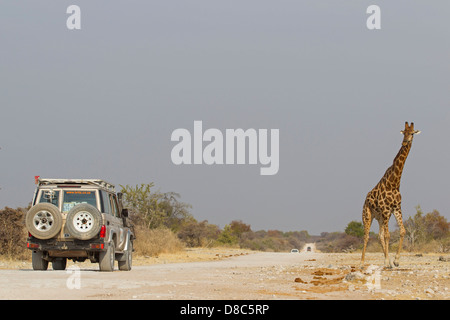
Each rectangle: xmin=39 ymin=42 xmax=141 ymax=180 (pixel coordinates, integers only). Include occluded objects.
xmin=0 ymin=1 xmax=449 ymax=235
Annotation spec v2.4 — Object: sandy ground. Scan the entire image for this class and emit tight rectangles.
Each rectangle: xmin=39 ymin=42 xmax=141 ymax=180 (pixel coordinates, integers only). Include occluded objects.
xmin=0 ymin=245 xmax=449 ymax=300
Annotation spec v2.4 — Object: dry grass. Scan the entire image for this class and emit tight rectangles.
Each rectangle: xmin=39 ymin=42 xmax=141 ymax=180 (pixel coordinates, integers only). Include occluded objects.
xmin=132 ymin=247 xmax=254 ymax=266
xmin=133 ymin=226 xmax=185 ymax=257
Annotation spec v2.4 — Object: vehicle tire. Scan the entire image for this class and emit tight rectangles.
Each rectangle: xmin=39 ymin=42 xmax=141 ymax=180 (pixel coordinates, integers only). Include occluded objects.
xmin=118 ymin=241 xmax=132 ymax=271
xmin=52 ymin=258 xmax=67 ymax=270
xmin=66 ymin=204 xmax=102 ymax=240
xmin=25 ymin=203 xmax=63 ymax=240
xmin=99 ymin=242 xmax=115 ymax=272
xmin=32 ymin=251 xmax=49 ymax=271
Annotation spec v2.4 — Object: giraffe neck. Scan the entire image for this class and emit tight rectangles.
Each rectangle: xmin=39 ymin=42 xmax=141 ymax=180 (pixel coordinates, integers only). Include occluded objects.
xmin=383 ymin=141 xmax=412 ymax=190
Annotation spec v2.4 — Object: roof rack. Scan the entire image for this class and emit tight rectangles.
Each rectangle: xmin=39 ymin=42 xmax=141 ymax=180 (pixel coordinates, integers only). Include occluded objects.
xmin=37 ymin=178 xmax=116 ymax=193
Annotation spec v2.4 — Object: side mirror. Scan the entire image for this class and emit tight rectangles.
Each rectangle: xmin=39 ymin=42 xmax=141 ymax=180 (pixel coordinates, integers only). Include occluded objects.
xmin=121 ymin=208 xmax=129 ymax=217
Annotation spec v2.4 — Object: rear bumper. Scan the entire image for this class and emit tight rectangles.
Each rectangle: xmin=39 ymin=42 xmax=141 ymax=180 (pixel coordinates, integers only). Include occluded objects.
xmin=27 ymin=237 xmax=106 ymax=252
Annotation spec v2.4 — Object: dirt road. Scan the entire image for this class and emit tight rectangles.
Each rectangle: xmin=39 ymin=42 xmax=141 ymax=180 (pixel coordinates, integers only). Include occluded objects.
xmin=0 ymin=250 xmax=449 ymax=300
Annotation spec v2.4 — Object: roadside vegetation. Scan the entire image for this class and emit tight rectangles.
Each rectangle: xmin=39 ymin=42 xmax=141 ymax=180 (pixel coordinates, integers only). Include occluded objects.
xmin=317 ymin=205 xmax=450 ymax=254
xmin=0 ymin=207 xmax=28 ymax=260
xmin=1 ymin=183 xmax=449 ymax=261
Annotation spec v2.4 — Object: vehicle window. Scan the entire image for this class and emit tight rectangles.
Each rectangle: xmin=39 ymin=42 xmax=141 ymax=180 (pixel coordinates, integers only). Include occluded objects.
xmin=62 ymin=190 xmax=97 ymax=212
xmin=38 ymin=190 xmax=60 ymax=207
xmin=100 ymin=190 xmax=111 ymax=214
xmin=110 ymin=194 xmax=119 ymax=217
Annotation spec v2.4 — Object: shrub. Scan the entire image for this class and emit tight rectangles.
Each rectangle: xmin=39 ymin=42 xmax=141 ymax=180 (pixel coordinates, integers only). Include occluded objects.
xmin=0 ymin=207 xmax=28 ymax=260
xmin=215 ymin=225 xmax=239 ymax=247
xmin=177 ymin=220 xmax=220 ymax=247
xmin=345 ymin=221 xmax=364 ymax=238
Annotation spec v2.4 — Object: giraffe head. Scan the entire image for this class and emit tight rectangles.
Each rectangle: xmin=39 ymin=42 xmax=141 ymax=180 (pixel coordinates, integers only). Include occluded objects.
xmin=400 ymin=122 xmax=420 ymax=145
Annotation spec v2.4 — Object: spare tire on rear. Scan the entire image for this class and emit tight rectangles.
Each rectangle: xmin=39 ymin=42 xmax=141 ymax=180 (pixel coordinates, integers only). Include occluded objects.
xmin=66 ymin=203 xmax=102 ymax=240
xmin=25 ymin=203 xmax=63 ymax=240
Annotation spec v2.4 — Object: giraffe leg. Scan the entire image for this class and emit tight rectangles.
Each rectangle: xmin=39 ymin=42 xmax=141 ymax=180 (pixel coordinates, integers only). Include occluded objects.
xmin=378 ymin=219 xmax=392 ymax=268
xmin=378 ymin=222 xmax=386 ymax=264
xmin=385 ymin=223 xmax=391 ymax=266
xmin=360 ymin=204 xmax=373 ymax=267
xmin=393 ymin=208 xmax=405 ymax=267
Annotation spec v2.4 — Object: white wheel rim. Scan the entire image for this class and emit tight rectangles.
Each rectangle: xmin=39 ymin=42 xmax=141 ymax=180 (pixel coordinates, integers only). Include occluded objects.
xmin=73 ymin=211 xmax=94 ymax=232
xmin=33 ymin=210 xmax=54 ymax=231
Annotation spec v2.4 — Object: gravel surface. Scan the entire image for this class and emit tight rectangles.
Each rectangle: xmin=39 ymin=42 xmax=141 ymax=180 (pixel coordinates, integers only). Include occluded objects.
xmin=0 ymin=246 xmax=449 ymax=300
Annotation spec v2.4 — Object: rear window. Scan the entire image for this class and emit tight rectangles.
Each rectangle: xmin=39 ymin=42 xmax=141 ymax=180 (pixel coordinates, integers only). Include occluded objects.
xmin=38 ymin=190 xmax=60 ymax=207
xmin=62 ymin=190 xmax=97 ymax=212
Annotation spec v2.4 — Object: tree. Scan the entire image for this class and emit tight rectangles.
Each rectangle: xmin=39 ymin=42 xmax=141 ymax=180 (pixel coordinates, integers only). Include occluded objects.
xmin=177 ymin=220 xmax=220 ymax=247
xmin=404 ymin=205 xmax=426 ymax=250
xmin=121 ymin=183 xmax=159 ymax=229
xmin=157 ymin=191 xmax=193 ymax=231
xmin=120 ymin=183 xmax=192 ymax=230
xmin=229 ymin=220 xmax=251 ymax=239
xmin=345 ymin=221 xmax=364 ymax=238
xmin=423 ymin=209 xmax=449 ymax=240
xmin=404 ymin=205 xmax=450 ymax=251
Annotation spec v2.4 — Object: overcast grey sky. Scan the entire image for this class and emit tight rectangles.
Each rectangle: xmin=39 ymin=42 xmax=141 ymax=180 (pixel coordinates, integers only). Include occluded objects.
xmin=0 ymin=1 xmax=449 ymax=235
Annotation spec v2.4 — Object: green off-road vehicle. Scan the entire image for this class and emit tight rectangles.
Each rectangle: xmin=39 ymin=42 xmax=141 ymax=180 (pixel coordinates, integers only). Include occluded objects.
xmin=26 ymin=178 xmax=134 ymax=272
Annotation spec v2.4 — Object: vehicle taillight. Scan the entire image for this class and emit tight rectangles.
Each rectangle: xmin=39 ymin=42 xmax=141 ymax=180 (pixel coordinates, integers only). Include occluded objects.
xmin=99 ymin=225 xmax=106 ymax=238
xmin=27 ymin=243 xmax=39 ymax=249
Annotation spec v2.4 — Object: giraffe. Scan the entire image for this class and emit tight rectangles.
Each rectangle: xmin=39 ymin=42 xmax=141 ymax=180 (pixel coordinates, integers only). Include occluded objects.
xmin=360 ymin=122 xmax=420 ymax=268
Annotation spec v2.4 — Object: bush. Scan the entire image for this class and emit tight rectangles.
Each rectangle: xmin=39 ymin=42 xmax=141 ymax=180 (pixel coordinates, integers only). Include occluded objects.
xmin=177 ymin=220 xmax=220 ymax=247
xmin=316 ymin=232 xmax=362 ymax=253
xmin=0 ymin=207 xmax=29 ymax=260
xmin=215 ymin=225 xmax=239 ymax=247
xmin=345 ymin=221 xmax=364 ymax=238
